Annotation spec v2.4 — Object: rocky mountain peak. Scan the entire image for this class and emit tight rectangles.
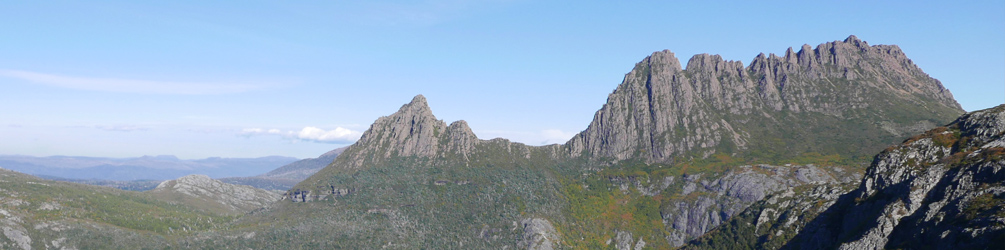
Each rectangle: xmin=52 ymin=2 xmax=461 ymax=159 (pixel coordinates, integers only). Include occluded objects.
xmin=568 ymin=36 xmax=964 ymax=164
xmin=647 ymin=49 xmax=683 ymax=73
xmin=312 ymin=95 xmax=488 ymax=174
xmin=447 ymin=120 xmax=476 ymax=139
xmin=353 ymin=94 xmax=447 ymax=159
xmin=402 ymin=94 xmax=431 ymax=114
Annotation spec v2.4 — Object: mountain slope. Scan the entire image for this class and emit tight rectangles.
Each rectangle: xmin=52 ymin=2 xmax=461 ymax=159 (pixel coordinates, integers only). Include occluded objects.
xmin=783 ymin=104 xmax=1005 ymax=249
xmin=147 ymin=174 xmax=280 ymax=215
xmin=685 ymin=105 xmax=1005 ymax=250
xmin=217 ymin=95 xmax=570 ymax=249
xmin=0 ymin=168 xmax=234 ymax=250
xmin=220 ymin=147 xmax=347 ymax=191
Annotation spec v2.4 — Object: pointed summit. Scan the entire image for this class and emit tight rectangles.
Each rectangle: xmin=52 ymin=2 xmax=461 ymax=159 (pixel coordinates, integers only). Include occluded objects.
xmin=843 ymin=35 xmax=860 ymax=43
xmin=407 ymin=94 xmax=428 ymax=108
xmin=395 ymin=94 xmax=434 ymax=119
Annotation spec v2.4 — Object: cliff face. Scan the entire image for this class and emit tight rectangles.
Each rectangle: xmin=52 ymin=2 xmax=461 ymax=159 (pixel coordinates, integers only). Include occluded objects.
xmin=776 ymin=105 xmax=1005 ymax=250
xmin=568 ymin=35 xmax=962 ymax=164
xmin=686 ymin=106 xmax=1005 ymax=250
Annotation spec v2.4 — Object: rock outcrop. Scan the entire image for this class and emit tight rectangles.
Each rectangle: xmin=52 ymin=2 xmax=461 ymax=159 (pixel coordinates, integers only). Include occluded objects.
xmin=660 ymin=164 xmax=860 ymax=247
xmin=568 ymin=35 xmax=962 ymax=164
xmin=782 ymin=105 xmax=1005 ymax=249
xmin=150 ymin=174 xmax=279 ymax=214
xmin=518 ymin=218 xmax=559 ymax=250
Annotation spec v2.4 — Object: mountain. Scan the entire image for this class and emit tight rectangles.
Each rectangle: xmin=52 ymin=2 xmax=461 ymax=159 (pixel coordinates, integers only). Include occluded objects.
xmin=195 ymin=36 xmax=965 ymax=249
xmin=0 ymin=36 xmax=980 ymax=249
xmin=255 ymin=95 xmax=572 ymax=249
xmin=0 ymin=155 xmax=298 ymax=181
xmin=569 ymin=35 xmax=960 ymax=165
xmin=219 ymin=147 xmax=347 ymax=191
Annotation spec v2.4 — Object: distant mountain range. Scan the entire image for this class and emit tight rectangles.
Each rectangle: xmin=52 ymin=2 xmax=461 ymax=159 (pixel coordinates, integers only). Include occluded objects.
xmin=220 ymin=147 xmax=347 ymax=191
xmin=0 ymin=154 xmax=298 ymax=181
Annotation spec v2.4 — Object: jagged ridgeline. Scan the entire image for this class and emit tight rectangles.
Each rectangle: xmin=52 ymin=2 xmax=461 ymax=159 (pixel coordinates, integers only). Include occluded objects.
xmin=201 ymin=36 xmax=963 ymax=249
xmin=568 ymin=35 xmax=961 ymax=164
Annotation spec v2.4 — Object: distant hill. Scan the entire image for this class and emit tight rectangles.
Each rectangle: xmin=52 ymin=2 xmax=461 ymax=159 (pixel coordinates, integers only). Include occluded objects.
xmin=0 ymin=155 xmax=298 ymax=181
xmin=147 ymin=174 xmax=280 ymax=215
xmin=0 ymin=167 xmax=236 ymax=249
xmin=219 ymin=147 xmax=346 ymax=191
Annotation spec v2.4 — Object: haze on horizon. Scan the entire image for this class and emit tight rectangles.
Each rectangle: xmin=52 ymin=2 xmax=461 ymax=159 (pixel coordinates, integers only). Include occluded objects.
xmin=1 ymin=1 xmax=1002 ymax=159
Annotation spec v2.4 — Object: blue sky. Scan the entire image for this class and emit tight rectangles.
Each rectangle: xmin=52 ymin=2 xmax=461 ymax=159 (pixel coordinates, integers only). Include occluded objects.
xmin=1 ymin=1 xmax=1002 ymax=159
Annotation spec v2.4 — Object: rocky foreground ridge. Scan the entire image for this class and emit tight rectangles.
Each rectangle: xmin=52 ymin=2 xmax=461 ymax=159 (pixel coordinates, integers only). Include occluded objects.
xmin=685 ymin=105 xmax=1005 ymax=249
xmin=785 ymin=105 xmax=1005 ymax=249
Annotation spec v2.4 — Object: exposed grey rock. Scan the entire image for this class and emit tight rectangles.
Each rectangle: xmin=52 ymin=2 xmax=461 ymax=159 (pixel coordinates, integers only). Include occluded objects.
xmin=518 ymin=218 xmax=558 ymax=250
xmin=567 ymin=36 xmax=962 ymax=164
xmin=614 ymin=230 xmax=633 ymax=250
xmin=786 ymin=105 xmax=1005 ymax=250
xmin=2 ymin=224 xmax=31 ymax=250
xmin=663 ymin=164 xmax=858 ymax=247
xmin=151 ymin=174 xmax=280 ymax=214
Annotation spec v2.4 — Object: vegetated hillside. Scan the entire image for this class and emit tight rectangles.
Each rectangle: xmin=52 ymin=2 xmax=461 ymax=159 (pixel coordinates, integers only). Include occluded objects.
xmin=192 ymin=36 xmax=965 ymax=249
xmin=220 ymin=147 xmax=347 ymax=191
xmin=147 ymin=174 xmax=280 ymax=215
xmin=212 ymin=95 xmax=573 ymax=249
xmin=0 ymin=168 xmax=235 ymax=250
xmin=0 ymin=155 xmax=298 ymax=181
xmin=686 ymin=105 xmax=1005 ymax=250
xmin=36 ymin=176 xmax=163 ymax=191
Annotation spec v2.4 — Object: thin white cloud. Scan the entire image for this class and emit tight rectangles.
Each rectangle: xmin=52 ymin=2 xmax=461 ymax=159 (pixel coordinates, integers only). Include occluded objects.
xmin=241 ymin=126 xmax=362 ymax=144
xmin=540 ymin=129 xmax=576 ymax=145
xmin=96 ymin=125 xmax=149 ymax=132
xmin=0 ymin=69 xmax=270 ymax=95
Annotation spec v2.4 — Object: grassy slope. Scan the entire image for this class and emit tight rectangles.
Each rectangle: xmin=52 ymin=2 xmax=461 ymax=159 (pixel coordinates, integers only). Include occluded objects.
xmin=0 ymin=169 xmax=235 ymax=249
